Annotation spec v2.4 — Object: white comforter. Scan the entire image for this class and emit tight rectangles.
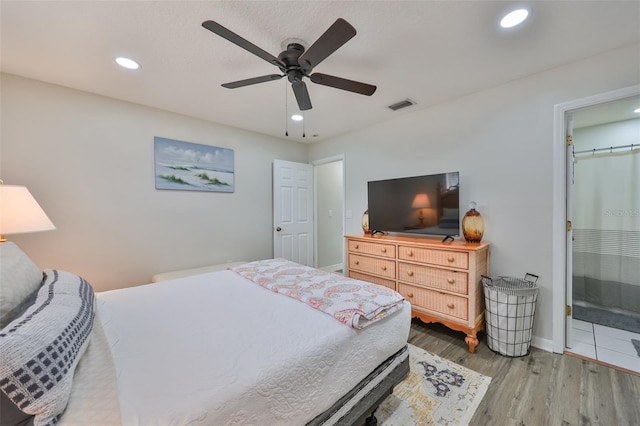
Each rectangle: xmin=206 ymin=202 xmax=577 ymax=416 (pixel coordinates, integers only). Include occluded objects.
xmin=61 ymin=269 xmax=410 ymax=425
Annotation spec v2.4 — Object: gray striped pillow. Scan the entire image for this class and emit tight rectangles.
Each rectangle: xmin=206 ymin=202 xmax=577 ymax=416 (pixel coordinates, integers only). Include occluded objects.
xmin=0 ymin=242 xmax=43 ymax=329
xmin=0 ymin=270 xmax=95 ymax=425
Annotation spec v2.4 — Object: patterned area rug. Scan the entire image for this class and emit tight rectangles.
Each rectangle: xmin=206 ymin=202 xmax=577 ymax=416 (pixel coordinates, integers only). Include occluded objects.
xmin=378 ymin=344 xmax=491 ymax=426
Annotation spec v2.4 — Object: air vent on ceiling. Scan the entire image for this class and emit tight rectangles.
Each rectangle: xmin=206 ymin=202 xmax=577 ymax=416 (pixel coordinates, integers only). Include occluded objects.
xmin=387 ymin=99 xmax=416 ymax=111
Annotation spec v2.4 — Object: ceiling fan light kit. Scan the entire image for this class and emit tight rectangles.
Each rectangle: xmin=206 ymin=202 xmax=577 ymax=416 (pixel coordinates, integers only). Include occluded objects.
xmin=201 ymin=18 xmax=377 ymax=111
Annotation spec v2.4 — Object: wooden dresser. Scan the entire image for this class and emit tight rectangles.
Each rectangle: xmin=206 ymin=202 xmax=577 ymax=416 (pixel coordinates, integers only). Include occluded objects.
xmin=345 ymin=234 xmax=490 ymax=352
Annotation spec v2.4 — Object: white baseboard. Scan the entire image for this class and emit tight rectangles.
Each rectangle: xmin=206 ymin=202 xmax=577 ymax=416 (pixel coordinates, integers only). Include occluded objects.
xmin=531 ymin=335 xmax=554 ymax=353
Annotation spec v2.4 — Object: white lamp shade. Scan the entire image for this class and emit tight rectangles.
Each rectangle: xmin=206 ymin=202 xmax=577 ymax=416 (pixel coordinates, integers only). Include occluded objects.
xmin=0 ymin=185 xmax=55 ymax=236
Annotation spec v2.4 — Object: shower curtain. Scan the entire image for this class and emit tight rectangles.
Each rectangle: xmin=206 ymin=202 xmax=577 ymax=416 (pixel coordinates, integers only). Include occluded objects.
xmin=572 ymin=148 xmax=640 ymax=314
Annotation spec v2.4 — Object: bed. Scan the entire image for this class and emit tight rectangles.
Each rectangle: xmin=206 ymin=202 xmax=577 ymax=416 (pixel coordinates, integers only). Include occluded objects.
xmin=0 ymin=243 xmax=411 ymax=426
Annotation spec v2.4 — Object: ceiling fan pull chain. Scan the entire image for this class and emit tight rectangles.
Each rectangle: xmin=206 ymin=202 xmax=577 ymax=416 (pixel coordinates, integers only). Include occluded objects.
xmin=302 ymin=111 xmax=306 ymax=138
xmin=285 ymin=81 xmax=289 ymax=137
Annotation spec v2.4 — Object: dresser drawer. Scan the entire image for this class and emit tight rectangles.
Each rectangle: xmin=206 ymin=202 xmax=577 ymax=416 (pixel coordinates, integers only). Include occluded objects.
xmin=348 ymin=254 xmax=396 ymax=279
xmin=398 ymin=262 xmax=468 ymax=295
xmin=398 ymin=283 xmax=468 ymax=320
xmin=348 ymin=271 xmax=396 ymax=290
xmin=398 ymin=245 xmax=468 ymax=269
xmin=348 ymin=240 xmax=396 ymax=258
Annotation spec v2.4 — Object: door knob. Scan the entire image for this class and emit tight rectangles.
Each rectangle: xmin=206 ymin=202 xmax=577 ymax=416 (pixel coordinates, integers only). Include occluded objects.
xmin=276 ymin=227 xmax=282 ymax=232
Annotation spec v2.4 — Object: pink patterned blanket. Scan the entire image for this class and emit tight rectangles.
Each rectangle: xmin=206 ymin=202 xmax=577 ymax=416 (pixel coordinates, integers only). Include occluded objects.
xmin=230 ymin=259 xmax=405 ymax=329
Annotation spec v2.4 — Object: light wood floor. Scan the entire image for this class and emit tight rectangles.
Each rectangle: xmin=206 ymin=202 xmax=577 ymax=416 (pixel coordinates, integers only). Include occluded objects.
xmin=408 ymin=319 xmax=640 ymax=426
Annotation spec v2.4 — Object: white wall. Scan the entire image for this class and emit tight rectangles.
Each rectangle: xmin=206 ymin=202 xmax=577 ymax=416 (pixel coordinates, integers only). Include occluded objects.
xmin=308 ymin=44 xmax=640 ymax=345
xmin=0 ymin=74 xmax=307 ymax=291
xmin=574 ymin=118 xmax=640 ymax=151
xmin=315 ymin=160 xmax=343 ymax=270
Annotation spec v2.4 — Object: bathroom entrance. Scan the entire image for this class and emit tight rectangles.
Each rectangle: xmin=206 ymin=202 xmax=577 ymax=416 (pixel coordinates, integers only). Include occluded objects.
xmin=566 ymin=95 xmax=640 ymax=372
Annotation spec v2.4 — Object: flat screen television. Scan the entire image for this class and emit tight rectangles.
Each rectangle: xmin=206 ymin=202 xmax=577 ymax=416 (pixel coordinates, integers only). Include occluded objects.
xmin=367 ymin=172 xmax=460 ymax=237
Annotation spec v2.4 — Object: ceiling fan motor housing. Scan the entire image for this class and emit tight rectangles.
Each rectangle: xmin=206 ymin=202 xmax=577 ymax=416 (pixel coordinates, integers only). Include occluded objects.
xmin=278 ymin=43 xmax=307 ymax=82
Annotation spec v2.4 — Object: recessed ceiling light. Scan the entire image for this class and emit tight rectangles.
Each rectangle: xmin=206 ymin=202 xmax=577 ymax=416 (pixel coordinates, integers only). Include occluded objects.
xmin=291 ymin=114 xmax=303 ymax=121
xmin=500 ymin=9 xmax=529 ymax=29
xmin=115 ymin=57 xmax=140 ymax=70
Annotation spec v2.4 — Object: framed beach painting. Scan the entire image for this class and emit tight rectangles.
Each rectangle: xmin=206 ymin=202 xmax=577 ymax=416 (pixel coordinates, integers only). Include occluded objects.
xmin=154 ymin=137 xmax=234 ymax=193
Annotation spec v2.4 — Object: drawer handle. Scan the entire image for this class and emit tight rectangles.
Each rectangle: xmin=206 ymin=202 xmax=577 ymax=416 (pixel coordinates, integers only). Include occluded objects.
xmin=407 ymin=292 xmax=414 ymax=298
xmin=447 ymin=256 xmax=455 ymax=263
xmin=447 ymin=303 xmax=455 ymax=309
xmin=355 ymin=244 xmax=359 ymax=249
xmin=407 ymin=251 xmax=414 ymax=257
xmin=381 ymin=248 xmax=387 ymax=253
xmin=354 ymin=260 xmax=359 ymax=265
xmin=407 ymin=271 xmax=414 ymax=277
xmin=447 ymin=278 xmax=455 ymax=284
xmin=381 ymin=266 xmax=387 ymax=271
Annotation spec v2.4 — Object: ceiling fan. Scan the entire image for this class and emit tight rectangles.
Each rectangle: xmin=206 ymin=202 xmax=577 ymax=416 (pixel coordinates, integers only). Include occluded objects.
xmin=201 ymin=18 xmax=377 ymax=111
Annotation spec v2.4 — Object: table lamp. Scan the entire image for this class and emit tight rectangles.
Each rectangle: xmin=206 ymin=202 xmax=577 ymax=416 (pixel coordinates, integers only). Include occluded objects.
xmin=0 ymin=183 xmax=55 ymax=242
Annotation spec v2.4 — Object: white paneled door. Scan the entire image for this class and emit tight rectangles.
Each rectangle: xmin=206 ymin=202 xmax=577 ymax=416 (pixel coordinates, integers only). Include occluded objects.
xmin=273 ymin=160 xmax=314 ymax=266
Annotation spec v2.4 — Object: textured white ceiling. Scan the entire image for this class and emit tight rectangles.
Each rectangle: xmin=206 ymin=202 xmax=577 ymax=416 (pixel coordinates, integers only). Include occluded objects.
xmin=2 ymin=1 xmax=639 ymax=143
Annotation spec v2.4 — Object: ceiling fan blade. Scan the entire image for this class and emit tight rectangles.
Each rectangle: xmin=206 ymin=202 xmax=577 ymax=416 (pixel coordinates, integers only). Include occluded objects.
xmin=292 ymin=80 xmax=312 ymax=110
xmin=221 ymin=74 xmax=284 ymax=89
xmin=298 ymin=18 xmax=356 ymax=71
xmin=310 ymin=73 xmax=377 ymax=96
xmin=202 ymin=20 xmax=284 ymax=67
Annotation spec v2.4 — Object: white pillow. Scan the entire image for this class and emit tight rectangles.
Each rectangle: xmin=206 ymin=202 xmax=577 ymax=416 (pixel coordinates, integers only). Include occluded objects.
xmin=0 ymin=242 xmax=43 ymax=328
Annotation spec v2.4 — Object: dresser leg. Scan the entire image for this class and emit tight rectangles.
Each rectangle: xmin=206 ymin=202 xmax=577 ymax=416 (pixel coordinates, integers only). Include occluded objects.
xmin=465 ymin=333 xmax=479 ymax=353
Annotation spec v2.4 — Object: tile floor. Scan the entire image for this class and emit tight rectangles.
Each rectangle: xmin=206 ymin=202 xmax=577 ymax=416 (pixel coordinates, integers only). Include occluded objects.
xmin=567 ymin=318 xmax=640 ymax=374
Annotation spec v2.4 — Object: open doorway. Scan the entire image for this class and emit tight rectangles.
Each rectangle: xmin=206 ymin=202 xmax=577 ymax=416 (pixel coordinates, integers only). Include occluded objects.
xmin=313 ymin=156 xmax=345 ymax=272
xmin=567 ymin=97 xmax=640 ymax=372
xmin=555 ymin=90 xmax=640 ymax=373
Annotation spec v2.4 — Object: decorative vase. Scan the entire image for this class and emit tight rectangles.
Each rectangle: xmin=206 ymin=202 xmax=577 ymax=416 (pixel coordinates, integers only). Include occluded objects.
xmin=362 ymin=210 xmax=371 ymax=235
xmin=462 ymin=201 xmax=484 ymax=243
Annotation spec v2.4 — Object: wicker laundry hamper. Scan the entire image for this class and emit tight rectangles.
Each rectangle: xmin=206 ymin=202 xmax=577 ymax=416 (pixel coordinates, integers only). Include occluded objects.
xmin=482 ymin=274 xmax=539 ymax=357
